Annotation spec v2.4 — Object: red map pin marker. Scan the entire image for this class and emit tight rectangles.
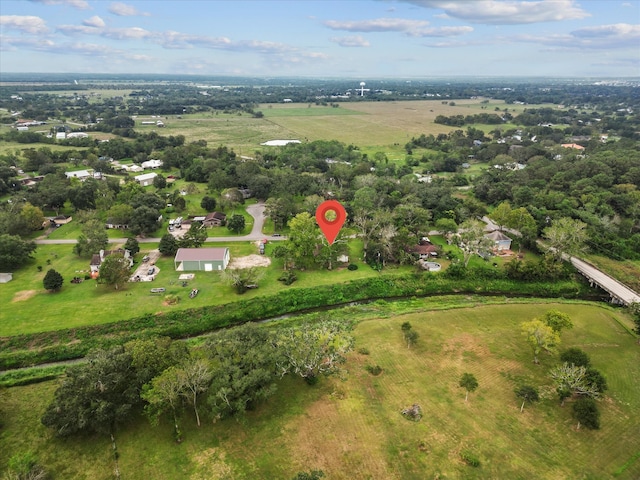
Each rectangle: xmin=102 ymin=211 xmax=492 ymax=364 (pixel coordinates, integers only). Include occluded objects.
xmin=316 ymin=200 xmax=346 ymax=245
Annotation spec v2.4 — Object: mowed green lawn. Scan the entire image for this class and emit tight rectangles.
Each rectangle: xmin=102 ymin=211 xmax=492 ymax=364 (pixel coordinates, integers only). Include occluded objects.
xmin=1 ymin=302 xmax=638 ymax=479
xmin=0 ymin=240 xmax=384 ymax=336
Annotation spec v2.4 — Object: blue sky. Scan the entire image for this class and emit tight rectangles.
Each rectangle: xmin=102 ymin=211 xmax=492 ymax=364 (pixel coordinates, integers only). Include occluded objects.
xmin=1 ymin=0 xmax=639 ymax=78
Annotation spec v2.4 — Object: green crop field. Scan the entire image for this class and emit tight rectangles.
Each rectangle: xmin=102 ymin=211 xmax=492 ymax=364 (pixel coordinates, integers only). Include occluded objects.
xmin=1 ymin=301 xmax=638 ymax=479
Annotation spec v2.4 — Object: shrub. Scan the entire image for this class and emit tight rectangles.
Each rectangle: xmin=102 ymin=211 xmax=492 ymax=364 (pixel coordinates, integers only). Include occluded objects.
xmin=164 ymin=294 xmax=180 ymax=305
xmin=347 ymin=264 xmax=358 ymax=271
xmin=461 ymin=450 xmax=481 ymax=467
xmin=365 ymin=364 xmax=382 ymax=376
xmin=357 ymin=347 xmax=370 ymax=355
xmin=278 ymin=271 xmax=297 ymax=285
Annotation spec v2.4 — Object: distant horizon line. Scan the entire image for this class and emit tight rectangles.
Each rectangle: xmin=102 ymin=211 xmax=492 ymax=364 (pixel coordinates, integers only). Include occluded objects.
xmin=1 ymin=72 xmax=638 ymax=81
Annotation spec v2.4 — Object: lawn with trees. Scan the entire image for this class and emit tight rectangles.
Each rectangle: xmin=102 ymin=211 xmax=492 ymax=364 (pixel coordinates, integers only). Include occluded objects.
xmin=1 ymin=302 xmax=638 ymax=479
xmin=1 ymin=77 xmax=639 ymax=478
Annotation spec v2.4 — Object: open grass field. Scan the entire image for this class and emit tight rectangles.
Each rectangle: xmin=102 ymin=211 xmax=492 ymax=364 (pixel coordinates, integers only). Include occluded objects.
xmin=1 ymin=301 xmax=638 ymax=479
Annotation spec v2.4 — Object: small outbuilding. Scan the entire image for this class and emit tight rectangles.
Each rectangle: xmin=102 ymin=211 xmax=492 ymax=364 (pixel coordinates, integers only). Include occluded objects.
xmin=174 ymin=248 xmax=230 ymax=272
xmin=134 ymin=172 xmax=158 ymax=186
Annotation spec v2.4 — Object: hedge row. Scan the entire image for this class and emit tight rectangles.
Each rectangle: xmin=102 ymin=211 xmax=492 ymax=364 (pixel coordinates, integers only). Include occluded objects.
xmin=0 ymin=273 xmax=593 ymax=370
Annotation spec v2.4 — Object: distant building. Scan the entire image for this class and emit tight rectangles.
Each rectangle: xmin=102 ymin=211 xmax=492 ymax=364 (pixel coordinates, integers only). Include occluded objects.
xmin=65 ymin=170 xmax=92 ymax=181
xmin=134 ymin=172 xmax=158 ymax=186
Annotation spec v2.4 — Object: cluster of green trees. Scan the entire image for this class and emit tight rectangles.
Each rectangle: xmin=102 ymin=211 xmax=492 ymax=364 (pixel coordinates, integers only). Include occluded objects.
xmin=41 ymin=321 xmax=354 ymax=444
xmin=519 ymin=310 xmax=607 ymax=430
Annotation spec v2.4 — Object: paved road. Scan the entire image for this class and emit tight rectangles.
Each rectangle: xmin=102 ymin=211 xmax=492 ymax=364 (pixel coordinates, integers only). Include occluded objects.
xmin=35 ymin=202 xmax=285 ymax=245
xmin=570 ymin=256 xmax=640 ymax=306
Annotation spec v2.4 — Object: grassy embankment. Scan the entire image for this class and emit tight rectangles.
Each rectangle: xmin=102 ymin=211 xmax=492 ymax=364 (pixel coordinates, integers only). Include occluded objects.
xmin=1 ymin=301 xmax=638 ymax=479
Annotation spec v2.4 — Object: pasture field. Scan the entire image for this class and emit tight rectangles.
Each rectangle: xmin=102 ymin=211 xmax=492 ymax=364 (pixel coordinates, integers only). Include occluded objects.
xmin=1 ymin=302 xmax=638 ymax=479
xmin=2 ymin=98 xmax=523 ymax=161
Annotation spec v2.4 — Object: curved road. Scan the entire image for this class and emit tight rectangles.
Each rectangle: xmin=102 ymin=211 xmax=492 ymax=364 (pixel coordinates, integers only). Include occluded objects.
xmin=35 ymin=202 xmax=284 ymax=245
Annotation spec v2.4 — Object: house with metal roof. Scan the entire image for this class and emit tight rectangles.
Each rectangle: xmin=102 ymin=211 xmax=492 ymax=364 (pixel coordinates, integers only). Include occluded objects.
xmin=174 ymin=248 xmax=230 ymax=271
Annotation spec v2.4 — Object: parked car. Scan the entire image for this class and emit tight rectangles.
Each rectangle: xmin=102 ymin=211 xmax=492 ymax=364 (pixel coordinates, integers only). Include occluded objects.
xmin=189 ymin=288 xmax=199 ymax=298
xmin=148 ymin=267 xmax=155 ymax=275
xmin=150 ymin=287 xmax=165 ymax=293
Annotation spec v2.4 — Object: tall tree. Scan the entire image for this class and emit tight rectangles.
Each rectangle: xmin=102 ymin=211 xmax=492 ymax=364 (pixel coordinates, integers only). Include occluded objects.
xmin=455 ymin=219 xmax=494 ymax=267
xmin=141 ymin=366 xmax=184 ymax=441
xmin=129 ymin=206 xmax=160 ymax=237
xmin=521 ymin=319 xmax=560 ymax=364
xmin=0 ymin=234 xmax=36 ymax=270
xmin=41 ymin=346 xmax=139 ymax=437
xmin=490 ymin=201 xmax=512 ymax=231
xmin=178 ymin=358 xmax=212 ymax=427
xmin=543 ymin=217 xmax=588 ymax=261
xmin=97 ymin=253 xmax=131 ymax=290
xmin=515 ymin=385 xmax=539 ymax=413
xmin=276 ymin=320 xmax=354 ymax=384
xmin=572 ymin=397 xmax=600 ymax=430
xmin=542 ymin=310 xmax=573 ymax=333
xmin=74 ymin=219 xmax=108 ymax=258
xmin=124 ymin=237 xmax=140 ymax=256
xmin=206 ymin=323 xmax=280 ymax=419
xmin=549 ymin=363 xmax=601 ymax=404
xmin=43 ymin=268 xmax=63 ymax=292
xmin=200 ymin=196 xmax=216 ymax=211
xmin=19 ymin=202 xmax=45 ymax=232
xmin=159 ymin=233 xmax=179 ymax=256
xmin=287 ymin=212 xmax=319 ymax=269
xmin=226 ymin=214 xmax=246 ymax=234
xmin=459 ymin=373 xmax=479 ymax=402
xmin=179 ymin=223 xmax=207 ymax=248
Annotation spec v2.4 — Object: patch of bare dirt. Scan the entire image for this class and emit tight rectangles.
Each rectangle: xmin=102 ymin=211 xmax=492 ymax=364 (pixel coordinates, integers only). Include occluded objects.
xmin=12 ymin=290 xmax=37 ymax=302
xmin=228 ymin=254 xmax=271 ymax=269
xmin=190 ymin=448 xmax=234 ymax=480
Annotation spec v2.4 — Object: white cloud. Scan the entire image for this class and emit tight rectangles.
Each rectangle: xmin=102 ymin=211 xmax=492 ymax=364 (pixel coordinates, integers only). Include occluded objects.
xmin=403 ymin=0 xmax=590 ymax=25
xmin=0 ymin=15 xmax=49 ymax=34
xmin=102 ymin=27 xmax=152 ymax=40
xmin=57 ymin=24 xmax=101 ymax=35
xmin=330 ymin=35 xmax=371 ymax=47
xmin=108 ymin=2 xmax=150 ymax=17
xmin=417 ymin=26 xmax=473 ymax=37
xmin=323 ymin=17 xmax=472 ymax=37
xmin=516 ymin=23 xmax=640 ymax=49
xmin=324 ymin=18 xmax=431 ymax=34
xmin=28 ymin=0 xmax=89 ymax=9
xmin=83 ymin=16 xmax=106 ymax=28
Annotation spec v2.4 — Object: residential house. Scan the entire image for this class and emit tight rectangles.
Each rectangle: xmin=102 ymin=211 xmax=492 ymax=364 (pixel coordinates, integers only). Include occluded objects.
xmin=408 ymin=238 xmax=438 ymax=259
xmin=174 ymin=248 xmax=230 ymax=272
xmin=202 ymin=212 xmax=226 ymax=227
xmin=45 ymin=215 xmax=72 ymax=228
xmin=484 ymin=230 xmax=512 ymax=251
xmin=134 ymin=172 xmax=158 ymax=186
xmin=65 ymin=170 xmax=92 ymax=181
xmin=141 ymin=159 xmax=163 ymax=169
xmin=90 ymin=249 xmax=133 ymax=273
xmin=105 ymin=218 xmax=129 ymax=230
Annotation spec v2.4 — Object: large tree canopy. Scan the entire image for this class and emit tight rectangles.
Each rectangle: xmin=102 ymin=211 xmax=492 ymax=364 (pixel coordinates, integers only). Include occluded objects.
xmin=0 ymin=234 xmax=36 ymax=271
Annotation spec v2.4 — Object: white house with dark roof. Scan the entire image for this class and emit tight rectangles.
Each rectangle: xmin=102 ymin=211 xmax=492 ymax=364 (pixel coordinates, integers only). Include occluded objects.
xmin=65 ymin=169 xmax=92 ymax=181
xmin=484 ymin=230 xmax=512 ymax=251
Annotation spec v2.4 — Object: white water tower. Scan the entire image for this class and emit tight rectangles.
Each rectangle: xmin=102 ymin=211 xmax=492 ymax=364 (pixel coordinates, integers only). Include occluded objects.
xmin=359 ymin=82 xmax=366 ymax=96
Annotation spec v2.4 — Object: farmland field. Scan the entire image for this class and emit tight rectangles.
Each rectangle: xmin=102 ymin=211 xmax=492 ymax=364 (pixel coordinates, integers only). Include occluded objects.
xmin=1 ymin=301 xmax=638 ymax=479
